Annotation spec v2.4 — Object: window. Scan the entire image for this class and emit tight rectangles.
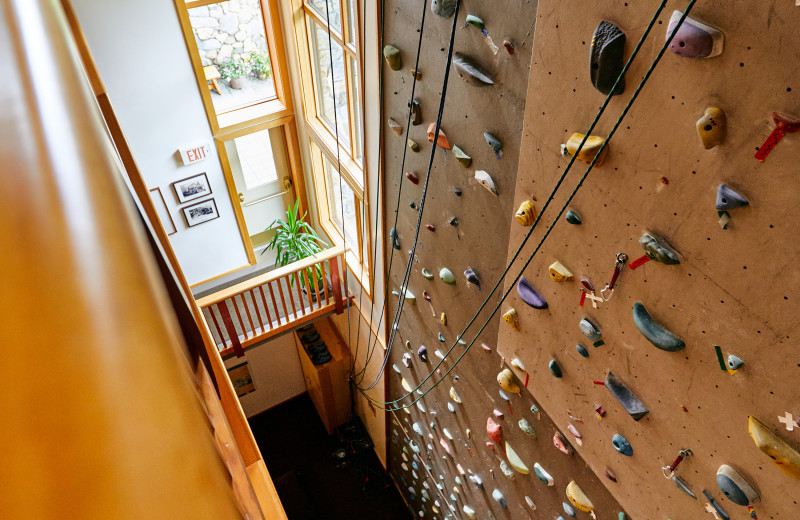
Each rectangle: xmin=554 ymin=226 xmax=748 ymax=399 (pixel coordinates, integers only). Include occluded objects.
xmin=293 ymin=0 xmax=369 ymax=286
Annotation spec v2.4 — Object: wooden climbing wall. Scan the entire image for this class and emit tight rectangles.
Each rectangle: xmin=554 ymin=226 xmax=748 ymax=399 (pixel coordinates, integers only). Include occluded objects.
xmin=496 ymin=0 xmax=800 ymax=519
xmin=382 ymin=0 xmax=629 ymax=518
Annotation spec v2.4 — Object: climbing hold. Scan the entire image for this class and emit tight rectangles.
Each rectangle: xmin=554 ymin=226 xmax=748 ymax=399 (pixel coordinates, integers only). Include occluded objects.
xmin=487 ymin=417 xmax=503 ymax=443
xmin=409 ymin=201 xmax=416 ymax=209
xmin=421 ymin=268 xmax=434 ymax=280
xmin=519 ymin=419 xmax=536 ymax=439
xmin=498 ymin=390 xmax=509 ymax=402
xmin=418 ymin=346 xmax=428 ymax=362
xmin=462 ymin=505 xmax=476 ymax=519
xmin=409 ymin=68 xmax=421 ymax=81
xmin=497 ymin=368 xmax=521 ymax=393
xmin=716 ymin=184 xmax=749 ymax=210
xmin=499 ymin=461 xmax=515 ymax=480
xmin=703 ymin=490 xmax=731 ymax=520
xmin=439 ymin=268 xmax=456 ymax=285
xmin=465 ymin=14 xmax=484 ymax=30
xmin=464 ymin=268 xmax=480 ymax=290
xmin=388 ymin=118 xmax=403 ymax=136
xmin=549 ymin=359 xmax=563 ymax=378
xmin=405 ymin=171 xmax=419 ymax=185
xmin=554 ymin=432 xmax=573 ymax=455
xmin=425 ymin=224 xmax=435 ymax=232
xmin=579 ymin=318 xmax=602 ymax=341
xmin=484 ymin=132 xmax=503 ymax=157
xmin=639 ymin=232 xmax=680 ymax=265
xmin=392 ymin=288 xmax=416 ymax=305
xmin=511 ymin=358 xmax=526 ymax=372
xmin=427 ymin=123 xmax=452 ymax=150
xmin=450 ymin=387 xmax=462 ymax=404
xmin=576 ymin=344 xmax=589 ymax=358
xmin=389 ymin=227 xmax=400 ymax=250
xmin=437 ymin=332 xmax=445 ymax=343
xmin=434 ymin=349 xmax=444 ymax=360
xmin=383 ymin=45 xmax=402 ymax=70
xmin=402 ymin=352 xmax=412 ymax=367
xmin=549 ymin=261 xmax=574 ymax=282
xmin=408 ymin=98 xmax=422 ymax=126
xmin=392 ymin=364 xmax=401 ymax=373
xmin=667 ymin=10 xmax=724 ymax=59
xmin=565 ymin=210 xmax=582 ymax=225
xmin=590 ymin=21 xmax=626 ymax=96
xmin=632 ymin=301 xmax=686 ymax=352
xmin=525 ymin=496 xmax=536 ymax=509
xmin=502 ymin=308 xmax=520 ymax=330
xmin=431 ymin=0 xmax=456 ymax=18
xmin=440 ymin=313 xmax=447 ymax=325
xmin=443 ymin=428 xmax=454 ymax=440
xmin=492 ymin=489 xmax=508 ymax=509
xmin=534 ymin=463 xmax=555 ymax=486
xmin=407 ymin=139 xmax=420 ymax=152
xmin=673 ymin=476 xmax=697 ymax=498
xmin=474 ymin=170 xmax=498 ymax=195
xmin=412 ymin=422 xmax=423 ymax=435
xmin=468 ymin=474 xmax=483 ymax=490
xmin=515 ymin=200 xmax=536 ymax=226
xmin=452 ymin=145 xmax=472 ymax=167
xmin=716 ymin=465 xmax=760 ymax=506
xmin=563 ymin=502 xmax=576 ymax=518
xmin=505 ymin=442 xmax=529 ymax=474
xmin=565 ymin=133 xmax=608 ymax=165
xmin=517 ymin=276 xmax=548 ymax=309
xmin=697 ymin=107 xmax=726 ymax=149
xmin=439 ymin=437 xmax=452 ymax=456
xmin=727 ymin=355 xmax=744 ymax=372
xmin=748 ymin=416 xmax=800 ymax=479
xmin=606 ymin=372 xmax=649 ymax=420
xmin=453 ymin=188 xmax=462 ymax=196
xmin=618 ymin=514 xmax=627 ymax=520
xmin=453 ymin=53 xmax=495 ymax=86
xmin=605 ymin=469 xmax=617 ymax=482
xmin=409 ymin=440 xmax=420 ymax=453
xmin=612 ymin=433 xmax=633 ymax=456
xmin=447 ymin=402 xmax=455 ymax=413
xmin=567 ymin=424 xmax=582 ymax=439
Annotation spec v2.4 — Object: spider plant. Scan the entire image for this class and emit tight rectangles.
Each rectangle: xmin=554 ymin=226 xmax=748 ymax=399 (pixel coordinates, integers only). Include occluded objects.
xmin=264 ymin=198 xmax=328 ymax=287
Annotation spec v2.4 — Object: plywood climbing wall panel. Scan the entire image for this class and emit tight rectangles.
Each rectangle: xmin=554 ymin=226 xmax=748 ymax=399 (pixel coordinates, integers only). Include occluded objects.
xmin=497 ymin=0 xmax=800 ymax=518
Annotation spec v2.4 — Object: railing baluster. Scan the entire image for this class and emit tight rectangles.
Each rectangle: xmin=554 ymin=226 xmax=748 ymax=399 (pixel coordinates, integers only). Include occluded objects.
xmin=209 ymin=304 xmax=226 ymax=349
xmin=250 ymin=289 xmax=264 ymax=334
xmin=270 ymin=281 xmax=284 ymax=326
xmin=279 ymin=277 xmax=294 ymax=322
xmin=240 ymin=293 xmax=255 ymax=337
xmin=258 ymin=286 xmax=273 ymax=330
xmin=231 ymin=296 xmax=248 ymax=339
xmin=285 ymin=275 xmax=298 ymax=319
xmin=295 ymin=270 xmax=307 ymax=316
xmin=320 ymin=261 xmax=330 ymax=304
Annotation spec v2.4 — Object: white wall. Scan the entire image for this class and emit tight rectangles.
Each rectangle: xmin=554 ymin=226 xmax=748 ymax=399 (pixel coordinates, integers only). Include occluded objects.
xmin=72 ymin=0 xmax=249 ymax=286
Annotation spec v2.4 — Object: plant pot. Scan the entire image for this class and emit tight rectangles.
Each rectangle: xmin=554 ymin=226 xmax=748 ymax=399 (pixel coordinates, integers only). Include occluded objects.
xmin=229 ymin=76 xmax=246 ymax=89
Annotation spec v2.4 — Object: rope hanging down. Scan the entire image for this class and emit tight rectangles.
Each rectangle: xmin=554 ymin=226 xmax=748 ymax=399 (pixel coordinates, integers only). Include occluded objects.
xmin=357 ymin=0 xmax=698 ymax=410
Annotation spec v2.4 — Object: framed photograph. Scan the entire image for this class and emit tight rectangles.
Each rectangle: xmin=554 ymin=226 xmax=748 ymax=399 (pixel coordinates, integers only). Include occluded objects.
xmin=148 ymin=187 xmax=177 ymax=235
xmin=172 ymin=172 xmax=212 ymax=204
xmin=183 ymin=198 xmax=219 ymax=227
xmin=227 ymin=362 xmax=255 ymax=397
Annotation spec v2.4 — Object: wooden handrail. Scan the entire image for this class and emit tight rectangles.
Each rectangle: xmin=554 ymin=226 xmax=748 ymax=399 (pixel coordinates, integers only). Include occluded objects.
xmin=196 ymin=245 xmax=347 ymax=307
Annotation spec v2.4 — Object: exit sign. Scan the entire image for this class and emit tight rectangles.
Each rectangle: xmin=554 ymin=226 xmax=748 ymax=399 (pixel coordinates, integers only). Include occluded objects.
xmin=178 ymin=142 xmax=212 ymax=165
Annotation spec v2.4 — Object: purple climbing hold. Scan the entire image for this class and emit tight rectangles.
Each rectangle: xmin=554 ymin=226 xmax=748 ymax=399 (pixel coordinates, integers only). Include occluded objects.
xmin=464 ymin=268 xmax=481 ymax=290
xmin=517 ymin=277 xmax=547 ymax=309
xmin=667 ymin=11 xmax=724 ymax=59
xmin=418 ymin=345 xmax=428 ymax=362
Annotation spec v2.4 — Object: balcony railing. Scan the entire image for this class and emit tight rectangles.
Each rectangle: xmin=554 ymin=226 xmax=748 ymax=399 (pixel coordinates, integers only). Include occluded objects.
xmin=196 ymin=245 xmax=349 ymax=357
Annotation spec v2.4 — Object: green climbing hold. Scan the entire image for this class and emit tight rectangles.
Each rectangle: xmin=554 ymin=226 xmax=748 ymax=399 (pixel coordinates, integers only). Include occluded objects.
xmin=549 ymin=359 xmax=562 ymax=378
xmin=465 ymin=14 xmax=485 ymax=30
xmin=453 ymin=145 xmax=472 ymax=167
xmin=639 ymin=232 xmax=680 ymax=265
xmin=439 ymin=268 xmax=456 ymax=285
xmin=383 ymin=45 xmax=402 ymax=71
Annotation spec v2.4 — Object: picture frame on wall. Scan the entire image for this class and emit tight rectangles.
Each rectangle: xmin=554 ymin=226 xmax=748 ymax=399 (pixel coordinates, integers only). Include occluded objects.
xmin=183 ymin=198 xmax=219 ymax=227
xmin=148 ymin=187 xmax=177 ymax=235
xmin=172 ymin=172 xmax=212 ymax=204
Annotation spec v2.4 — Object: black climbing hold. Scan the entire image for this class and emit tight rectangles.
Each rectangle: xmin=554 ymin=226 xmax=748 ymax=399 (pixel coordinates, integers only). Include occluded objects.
xmin=605 ymin=372 xmax=649 ymax=420
xmin=590 ymin=21 xmax=626 ymax=96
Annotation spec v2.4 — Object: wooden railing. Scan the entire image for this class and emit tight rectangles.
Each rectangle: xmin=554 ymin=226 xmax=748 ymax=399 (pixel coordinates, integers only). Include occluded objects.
xmin=196 ymin=245 xmax=349 ymax=357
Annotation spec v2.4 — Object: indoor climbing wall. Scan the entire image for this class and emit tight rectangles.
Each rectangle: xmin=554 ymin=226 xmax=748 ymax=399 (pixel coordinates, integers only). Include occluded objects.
xmin=379 ymin=0 xmax=630 ymax=518
xmin=496 ymin=0 xmax=800 ymax=519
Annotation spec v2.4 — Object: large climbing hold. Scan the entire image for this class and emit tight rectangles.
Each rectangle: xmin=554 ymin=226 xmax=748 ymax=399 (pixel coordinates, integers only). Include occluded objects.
xmin=474 ymin=170 xmax=498 ymax=196
xmin=517 ymin=276 xmax=548 ymax=309
xmin=431 ymin=0 xmax=456 ymax=18
xmin=439 ymin=268 xmax=456 ymax=285
xmin=497 ymin=368 xmax=521 ymax=394
xmin=505 ymin=442 xmax=530 ymax=474
xmin=487 ymin=417 xmax=503 ymax=443
xmin=565 ymin=133 xmax=608 ymax=165
xmin=503 ymin=308 xmax=520 ymax=331
xmin=632 ymin=302 xmax=686 ymax=352
xmin=666 ymin=10 xmax=724 ymax=59
xmin=427 ymin=123 xmax=452 ymax=149
xmin=383 ymin=45 xmax=402 ymax=70
xmin=452 ymin=145 xmax=472 ymax=167
xmin=716 ymin=465 xmax=760 ymax=506
xmin=697 ymin=107 xmax=726 ymax=149
xmin=590 ymin=21 xmax=626 ymax=96
xmin=453 ymin=53 xmax=495 ymax=86
xmin=716 ymin=184 xmax=749 ymax=210
xmin=534 ymin=462 xmax=555 ymax=486
xmin=639 ymin=232 xmax=680 ymax=265
xmin=748 ymin=416 xmax=800 ymax=479
xmin=549 ymin=261 xmax=574 ymax=282
xmin=606 ymin=372 xmax=649 ymax=420
xmin=515 ymin=200 xmax=536 ymax=226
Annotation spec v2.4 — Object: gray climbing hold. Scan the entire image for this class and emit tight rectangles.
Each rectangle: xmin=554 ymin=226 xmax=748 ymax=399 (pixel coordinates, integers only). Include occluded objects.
xmin=421 ymin=268 xmax=434 ymax=280
xmin=590 ymin=21 xmax=626 ymax=96
xmin=388 ymin=118 xmax=403 ymax=136
xmin=431 ymin=0 xmax=456 ymax=18
xmin=579 ymin=318 xmax=601 ymax=341
xmin=576 ymin=344 xmax=589 ymax=358
xmin=716 ymin=184 xmax=749 ymax=210
xmin=716 ymin=465 xmax=759 ymax=506
xmin=517 ymin=276 xmax=548 ymax=309
xmin=464 ymin=268 xmax=481 ymax=290
xmin=518 ymin=419 xmax=537 ymax=439
xmin=563 ymin=502 xmax=576 ymax=518
xmin=484 ymin=132 xmax=503 ymax=156
xmin=499 ymin=461 xmax=515 ymax=481
xmin=453 ymin=145 xmax=472 ymax=167
xmin=453 ymin=53 xmax=495 ymax=86
xmin=439 ymin=268 xmax=456 ymax=285
xmin=632 ymin=302 xmax=686 ymax=352
xmin=727 ymin=355 xmax=744 ymax=371
xmin=383 ymin=45 xmax=402 ymax=71
xmin=673 ymin=476 xmax=697 ymax=498
xmin=605 ymin=372 xmax=649 ymax=420
xmin=474 ymin=170 xmax=498 ymax=195
xmin=639 ymin=232 xmax=680 ymax=265
xmin=702 ymin=490 xmax=730 ymax=520
xmin=390 ymin=227 xmax=400 ymax=250
xmin=565 ymin=210 xmax=582 ymax=225
xmin=469 ymin=474 xmax=484 ymax=489
xmin=612 ymin=433 xmax=633 ymax=456
xmin=409 ymin=98 xmax=422 ymax=126
xmin=492 ymin=489 xmax=507 ymax=509
xmin=549 ymin=359 xmax=562 ymax=378
xmin=418 ymin=346 xmax=428 ymax=362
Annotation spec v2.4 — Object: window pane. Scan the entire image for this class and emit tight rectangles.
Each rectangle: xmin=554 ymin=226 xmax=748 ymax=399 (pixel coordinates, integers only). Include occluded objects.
xmin=308 ymin=18 xmax=350 ymax=148
xmin=324 ymin=157 xmax=358 ymax=250
xmin=345 ymin=0 xmax=356 ymax=44
xmin=188 ymin=1 xmax=276 ymax=114
xmin=349 ymin=55 xmax=363 ymax=163
xmin=306 ymin=0 xmax=341 ymax=33
xmin=233 ymin=129 xmax=279 ymax=189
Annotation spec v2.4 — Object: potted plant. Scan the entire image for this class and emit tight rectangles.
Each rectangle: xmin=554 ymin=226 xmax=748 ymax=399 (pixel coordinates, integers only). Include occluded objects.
xmin=249 ymin=50 xmax=271 ymax=81
xmin=219 ymin=57 xmax=250 ymax=89
xmin=264 ymin=199 xmax=329 ymax=301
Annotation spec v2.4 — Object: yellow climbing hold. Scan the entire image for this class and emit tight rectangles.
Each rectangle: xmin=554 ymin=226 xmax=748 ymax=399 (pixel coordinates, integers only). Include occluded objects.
xmin=565 ymin=133 xmax=608 ymax=166
xmin=497 ymin=368 xmax=521 ymax=394
xmin=748 ymin=416 xmax=800 ymax=479
xmin=505 ymin=442 xmax=530 ymax=474
xmin=401 ymin=378 xmax=413 ymax=392
xmin=515 ymin=200 xmax=536 ymax=226
xmin=503 ymin=308 xmax=520 ymax=331
xmin=441 ymin=312 xmax=447 ymax=325
xmin=450 ymin=387 xmax=462 ymax=404
xmin=549 ymin=261 xmax=574 ymax=282
xmin=566 ymin=480 xmax=595 ymax=512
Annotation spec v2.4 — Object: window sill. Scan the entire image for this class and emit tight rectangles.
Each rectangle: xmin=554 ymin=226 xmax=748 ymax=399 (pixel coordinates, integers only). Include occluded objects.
xmin=215 ymin=98 xmax=292 ymax=135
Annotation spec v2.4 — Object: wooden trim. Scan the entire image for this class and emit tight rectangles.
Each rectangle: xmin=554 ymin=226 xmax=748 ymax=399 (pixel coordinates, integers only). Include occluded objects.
xmin=213 ymin=136 xmax=258 ymax=265
xmin=188 ymin=262 xmax=251 ymax=289
xmin=285 ymin=119 xmax=309 ymax=217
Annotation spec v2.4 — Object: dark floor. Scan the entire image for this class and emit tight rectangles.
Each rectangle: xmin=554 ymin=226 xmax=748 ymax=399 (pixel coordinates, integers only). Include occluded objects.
xmin=249 ymin=394 xmax=412 ymax=520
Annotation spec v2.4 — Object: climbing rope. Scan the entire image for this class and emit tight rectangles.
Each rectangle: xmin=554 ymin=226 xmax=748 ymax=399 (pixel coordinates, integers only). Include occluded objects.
xmin=356 ymin=0 xmax=698 ymax=410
